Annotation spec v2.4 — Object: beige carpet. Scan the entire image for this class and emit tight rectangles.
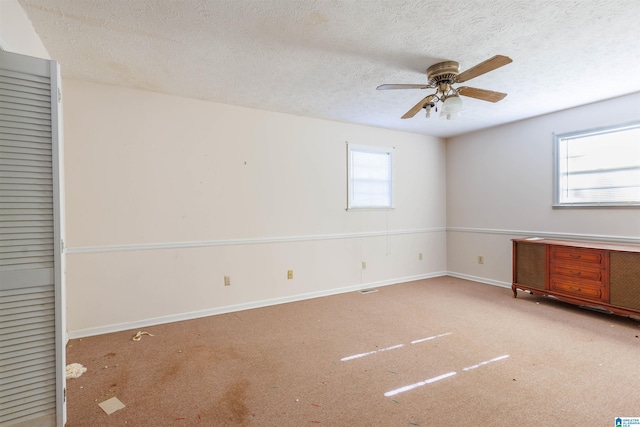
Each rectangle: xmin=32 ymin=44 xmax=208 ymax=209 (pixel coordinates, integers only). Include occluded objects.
xmin=65 ymin=276 xmax=640 ymax=426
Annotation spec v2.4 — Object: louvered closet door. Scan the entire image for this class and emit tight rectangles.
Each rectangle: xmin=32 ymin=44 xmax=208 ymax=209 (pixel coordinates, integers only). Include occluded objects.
xmin=0 ymin=51 xmax=64 ymax=426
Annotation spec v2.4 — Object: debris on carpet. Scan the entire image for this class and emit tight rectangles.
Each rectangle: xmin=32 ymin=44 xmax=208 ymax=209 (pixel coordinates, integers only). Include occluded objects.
xmin=98 ymin=397 xmax=126 ymax=415
xmin=65 ymin=363 xmax=87 ymax=379
xmin=132 ymin=331 xmax=154 ymax=341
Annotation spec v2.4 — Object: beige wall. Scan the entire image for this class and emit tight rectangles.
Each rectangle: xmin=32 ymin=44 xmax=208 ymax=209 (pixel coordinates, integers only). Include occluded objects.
xmin=446 ymin=93 xmax=640 ymax=286
xmin=0 ymin=0 xmax=49 ymax=58
xmin=63 ymin=80 xmax=447 ymax=336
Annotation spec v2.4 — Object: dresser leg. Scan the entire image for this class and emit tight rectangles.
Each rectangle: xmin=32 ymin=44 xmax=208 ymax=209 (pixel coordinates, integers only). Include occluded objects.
xmin=511 ymin=285 xmax=518 ymax=298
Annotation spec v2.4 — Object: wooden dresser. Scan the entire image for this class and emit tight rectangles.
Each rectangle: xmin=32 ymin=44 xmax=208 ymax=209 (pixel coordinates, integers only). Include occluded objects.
xmin=512 ymin=238 xmax=640 ymax=318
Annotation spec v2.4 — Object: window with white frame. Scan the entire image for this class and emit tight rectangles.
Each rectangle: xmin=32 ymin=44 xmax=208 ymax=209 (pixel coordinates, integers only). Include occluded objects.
xmin=347 ymin=144 xmax=394 ymax=209
xmin=554 ymin=122 xmax=640 ymax=207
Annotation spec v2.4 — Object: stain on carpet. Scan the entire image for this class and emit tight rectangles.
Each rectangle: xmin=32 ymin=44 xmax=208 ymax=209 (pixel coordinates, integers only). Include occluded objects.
xmin=213 ymin=379 xmax=252 ymax=426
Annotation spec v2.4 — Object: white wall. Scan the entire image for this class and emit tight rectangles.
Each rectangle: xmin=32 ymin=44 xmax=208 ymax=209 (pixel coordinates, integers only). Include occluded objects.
xmin=446 ymin=93 xmax=640 ymax=286
xmin=0 ymin=0 xmax=49 ymax=58
xmin=63 ymin=80 xmax=447 ymax=336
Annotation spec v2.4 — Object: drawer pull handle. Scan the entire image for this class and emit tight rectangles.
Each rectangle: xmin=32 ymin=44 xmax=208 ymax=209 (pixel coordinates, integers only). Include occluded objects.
xmin=569 ymin=254 xmax=581 ymax=258
xmin=569 ymin=271 xmax=581 ymax=275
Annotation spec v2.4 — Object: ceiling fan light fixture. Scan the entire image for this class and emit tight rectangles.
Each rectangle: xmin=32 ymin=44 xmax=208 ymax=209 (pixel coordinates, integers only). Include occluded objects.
xmin=439 ymin=110 xmax=460 ymax=120
xmin=424 ymin=103 xmax=433 ymax=118
xmin=438 ymin=94 xmax=463 ymax=120
xmin=441 ymin=94 xmax=463 ymax=114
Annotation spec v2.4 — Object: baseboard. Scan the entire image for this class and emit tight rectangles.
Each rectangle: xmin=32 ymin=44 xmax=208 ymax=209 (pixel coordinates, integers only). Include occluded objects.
xmin=446 ymin=271 xmax=511 ymax=289
xmin=67 ymin=271 xmax=448 ymax=339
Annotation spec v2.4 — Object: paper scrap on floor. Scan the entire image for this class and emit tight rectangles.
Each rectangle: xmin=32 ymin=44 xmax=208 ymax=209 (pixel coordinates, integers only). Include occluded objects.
xmin=66 ymin=363 xmax=87 ymax=379
xmin=98 ymin=397 xmax=126 ymax=415
xmin=132 ymin=331 xmax=154 ymax=341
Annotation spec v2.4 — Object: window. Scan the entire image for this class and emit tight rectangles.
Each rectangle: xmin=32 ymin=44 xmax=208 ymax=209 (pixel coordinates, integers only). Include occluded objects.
xmin=347 ymin=144 xmax=394 ymax=209
xmin=554 ymin=122 xmax=640 ymax=207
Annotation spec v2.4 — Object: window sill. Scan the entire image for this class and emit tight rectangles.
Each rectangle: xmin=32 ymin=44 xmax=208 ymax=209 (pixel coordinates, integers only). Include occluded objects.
xmin=346 ymin=207 xmax=395 ymax=212
xmin=552 ymin=203 xmax=640 ymax=209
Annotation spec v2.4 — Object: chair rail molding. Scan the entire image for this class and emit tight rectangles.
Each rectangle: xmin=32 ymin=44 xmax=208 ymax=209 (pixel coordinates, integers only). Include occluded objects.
xmin=446 ymin=227 xmax=640 ymax=244
xmin=65 ymin=227 xmax=446 ymax=255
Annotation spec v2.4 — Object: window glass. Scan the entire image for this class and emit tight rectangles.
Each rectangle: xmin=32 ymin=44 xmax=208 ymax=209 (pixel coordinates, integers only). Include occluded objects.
xmin=347 ymin=144 xmax=394 ymax=209
xmin=554 ymin=122 xmax=640 ymax=206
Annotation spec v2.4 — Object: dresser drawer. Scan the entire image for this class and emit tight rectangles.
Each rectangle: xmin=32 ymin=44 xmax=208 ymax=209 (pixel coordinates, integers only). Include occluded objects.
xmin=549 ymin=279 xmax=604 ymax=301
xmin=550 ymin=246 xmax=605 ymax=267
xmin=549 ymin=263 xmax=605 ymax=284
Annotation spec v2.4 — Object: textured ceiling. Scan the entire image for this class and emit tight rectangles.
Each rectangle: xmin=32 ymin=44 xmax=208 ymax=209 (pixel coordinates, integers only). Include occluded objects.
xmin=17 ymin=0 xmax=640 ymax=138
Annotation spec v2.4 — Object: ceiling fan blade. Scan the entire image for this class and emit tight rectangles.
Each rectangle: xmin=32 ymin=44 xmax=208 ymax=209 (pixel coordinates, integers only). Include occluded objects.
xmin=377 ymin=84 xmax=432 ymax=90
xmin=455 ymin=55 xmax=512 ymax=83
xmin=401 ymin=95 xmax=436 ymax=119
xmin=457 ymin=86 xmax=507 ymax=102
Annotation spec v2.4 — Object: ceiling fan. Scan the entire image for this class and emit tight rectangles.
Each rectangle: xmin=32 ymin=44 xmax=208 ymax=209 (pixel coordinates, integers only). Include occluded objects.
xmin=377 ymin=55 xmax=512 ymax=120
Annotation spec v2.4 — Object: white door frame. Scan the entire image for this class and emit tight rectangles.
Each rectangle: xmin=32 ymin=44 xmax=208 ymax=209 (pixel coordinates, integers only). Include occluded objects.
xmin=50 ymin=58 xmax=66 ymax=427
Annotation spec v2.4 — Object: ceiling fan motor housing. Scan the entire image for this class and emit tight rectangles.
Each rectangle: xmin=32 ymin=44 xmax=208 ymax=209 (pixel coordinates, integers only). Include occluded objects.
xmin=426 ymin=61 xmax=460 ymax=86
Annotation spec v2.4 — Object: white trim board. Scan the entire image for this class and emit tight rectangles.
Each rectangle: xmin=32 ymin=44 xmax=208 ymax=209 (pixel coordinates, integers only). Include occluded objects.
xmin=64 ymin=227 xmax=446 ymax=255
xmin=446 ymin=227 xmax=640 ymax=244
xmin=446 ymin=272 xmax=511 ymax=289
xmin=67 ymin=272 xmax=447 ymax=339
xmin=65 ymin=227 xmax=640 ymax=256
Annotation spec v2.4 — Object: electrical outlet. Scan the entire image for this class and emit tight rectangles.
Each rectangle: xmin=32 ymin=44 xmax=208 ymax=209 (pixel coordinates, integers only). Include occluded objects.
xmin=478 ymin=256 xmax=484 ymax=264
xmin=362 ymin=261 xmax=367 ymax=269
xmin=419 ymin=253 xmax=423 ymax=260
xmin=224 ymin=275 xmax=231 ymax=286
xmin=287 ymin=270 xmax=293 ymax=280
